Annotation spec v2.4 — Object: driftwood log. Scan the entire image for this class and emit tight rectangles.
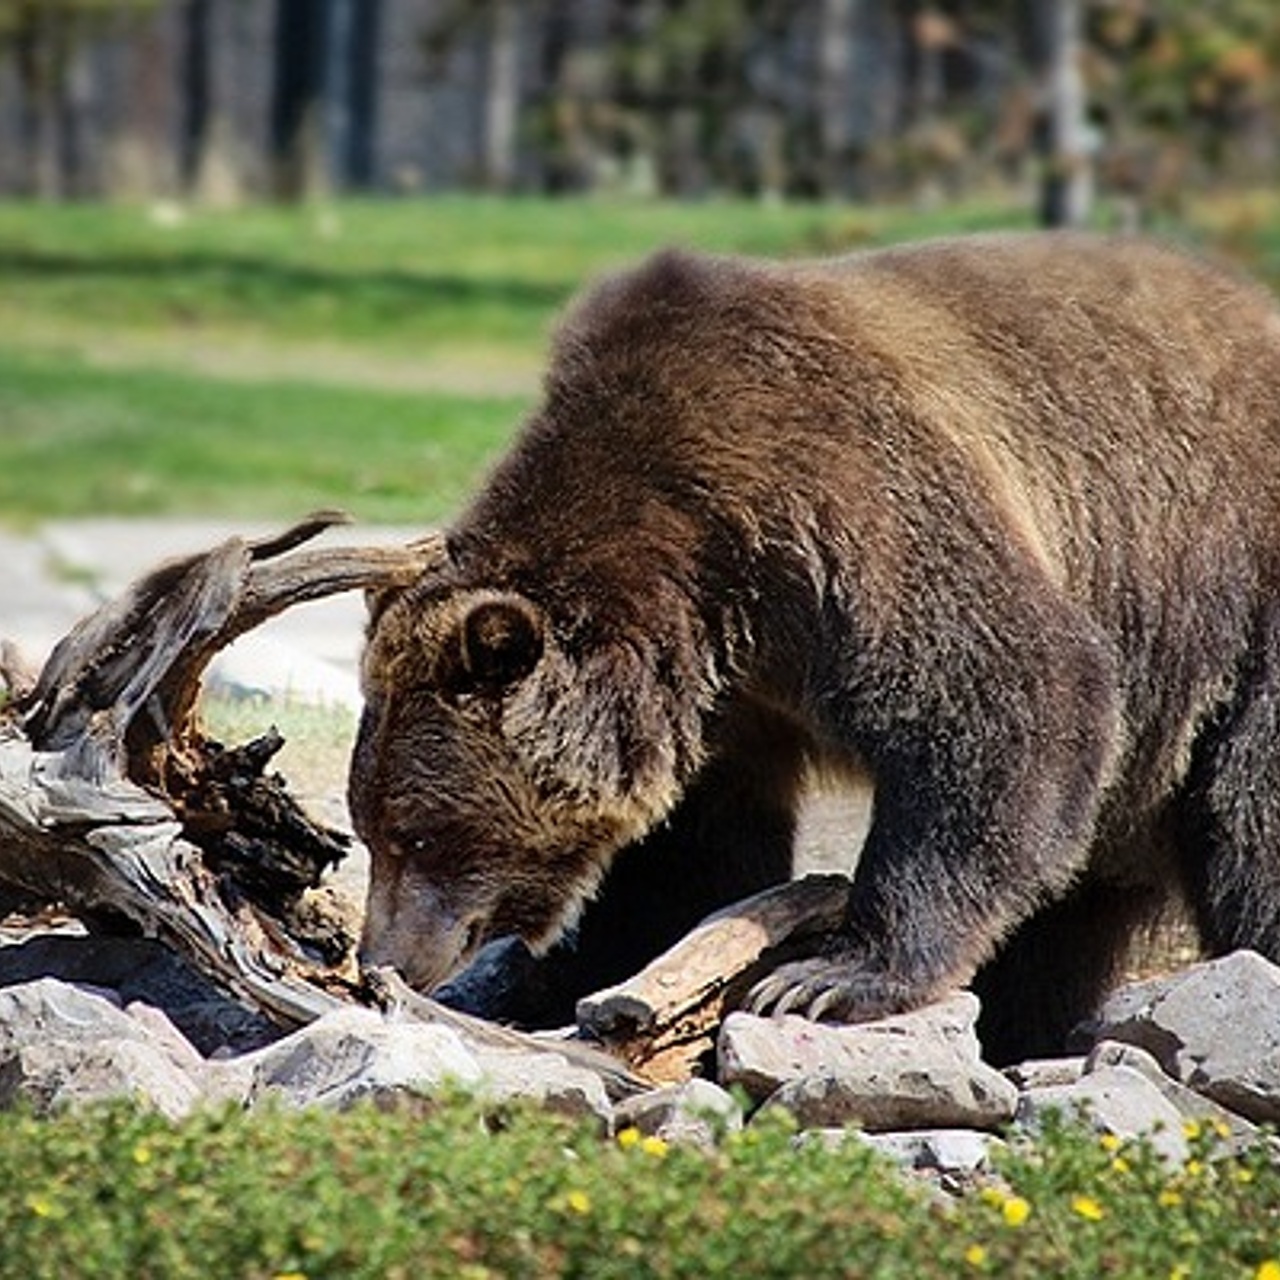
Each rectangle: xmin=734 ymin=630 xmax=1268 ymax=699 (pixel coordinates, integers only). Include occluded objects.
xmin=578 ymin=875 xmax=854 ymax=1082
xmin=0 ymin=511 xmax=436 ymax=1025
xmin=0 ymin=513 xmax=849 ymax=1089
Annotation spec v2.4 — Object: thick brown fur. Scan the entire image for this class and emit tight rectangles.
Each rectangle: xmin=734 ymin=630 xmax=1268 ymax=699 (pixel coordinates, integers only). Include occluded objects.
xmin=350 ymin=232 xmax=1280 ymax=1064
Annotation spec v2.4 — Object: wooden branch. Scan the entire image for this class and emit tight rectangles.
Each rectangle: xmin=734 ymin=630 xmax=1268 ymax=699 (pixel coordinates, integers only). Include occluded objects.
xmin=0 ymin=514 xmax=445 ymax=1031
xmin=15 ymin=511 xmax=444 ymax=788
xmin=576 ymin=875 xmax=852 ymax=1082
xmin=0 ymin=725 xmax=351 ymax=1026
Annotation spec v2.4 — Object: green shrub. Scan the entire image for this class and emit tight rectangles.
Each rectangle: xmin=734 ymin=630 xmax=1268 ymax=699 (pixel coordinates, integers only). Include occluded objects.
xmin=1 ymin=1098 xmax=1278 ymax=1279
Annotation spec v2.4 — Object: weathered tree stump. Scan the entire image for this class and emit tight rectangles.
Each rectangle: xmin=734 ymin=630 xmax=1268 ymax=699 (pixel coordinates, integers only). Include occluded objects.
xmin=0 ymin=512 xmax=435 ymax=1025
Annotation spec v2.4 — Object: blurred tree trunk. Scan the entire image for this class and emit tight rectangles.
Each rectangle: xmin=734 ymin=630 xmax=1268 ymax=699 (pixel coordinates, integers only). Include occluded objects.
xmin=482 ymin=0 xmax=520 ymax=191
xmin=817 ymin=0 xmax=856 ymax=198
xmin=338 ymin=0 xmax=381 ymax=190
xmin=270 ymin=0 xmax=332 ymax=201
xmin=13 ymin=16 xmax=68 ymax=197
xmin=1032 ymin=0 xmax=1092 ymax=227
xmin=180 ymin=0 xmax=209 ymax=189
xmin=105 ymin=6 xmax=177 ymax=201
xmin=536 ymin=4 xmax=592 ymax=193
xmin=181 ymin=0 xmax=246 ymax=207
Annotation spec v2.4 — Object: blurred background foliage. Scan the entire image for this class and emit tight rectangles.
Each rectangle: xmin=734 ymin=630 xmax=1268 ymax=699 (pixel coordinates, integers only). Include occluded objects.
xmin=0 ymin=0 xmax=1275 ymax=219
xmin=0 ymin=1 xmax=1277 ymax=528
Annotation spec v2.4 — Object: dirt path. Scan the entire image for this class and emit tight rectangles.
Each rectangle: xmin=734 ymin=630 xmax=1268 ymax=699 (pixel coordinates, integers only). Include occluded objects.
xmin=0 ymin=315 xmax=543 ymax=399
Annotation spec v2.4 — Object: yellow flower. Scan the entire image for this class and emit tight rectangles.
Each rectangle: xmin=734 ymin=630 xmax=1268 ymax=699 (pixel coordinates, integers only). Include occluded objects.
xmin=1184 ymin=1159 xmax=1205 ymax=1178
xmin=1236 ymin=1167 xmax=1256 ymax=1185
xmin=565 ymin=1190 xmax=592 ymax=1216
xmin=1255 ymin=1262 xmax=1280 ymax=1280
xmin=1182 ymin=1119 xmax=1203 ymax=1141
xmin=132 ymin=1143 xmax=152 ymax=1165
xmin=964 ymin=1243 xmax=988 ymax=1267
xmin=640 ymin=1135 xmax=670 ymax=1159
xmin=1212 ymin=1119 xmax=1232 ymax=1140
xmin=1110 ymin=1157 xmax=1131 ymax=1175
xmin=1001 ymin=1196 xmax=1032 ymax=1227
xmin=1170 ymin=1267 xmax=1191 ymax=1280
xmin=25 ymin=1194 xmax=53 ymax=1219
xmin=1099 ymin=1133 xmax=1122 ymax=1153
xmin=1072 ymin=1195 xmax=1106 ymax=1222
xmin=616 ymin=1126 xmax=642 ymax=1150
xmin=1158 ymin=1189 xmax=1183 ymax=1208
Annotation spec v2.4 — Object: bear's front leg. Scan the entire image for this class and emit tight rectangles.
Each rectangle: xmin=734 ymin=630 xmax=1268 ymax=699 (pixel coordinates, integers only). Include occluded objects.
xmin=749 ymin=627 xmax=1120 ymax=1026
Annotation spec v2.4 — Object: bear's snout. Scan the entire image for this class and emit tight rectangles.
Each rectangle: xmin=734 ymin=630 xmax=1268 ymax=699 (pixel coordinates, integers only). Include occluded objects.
xmin=358 ymin=864 xmax=487 ymax=993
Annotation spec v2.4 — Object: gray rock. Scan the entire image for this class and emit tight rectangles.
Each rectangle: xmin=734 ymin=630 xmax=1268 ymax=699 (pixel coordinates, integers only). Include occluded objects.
xmin=858 ymin=1128 xmax=1002 ymax=1176
xmin=0 ymin=977 xmax=151 ymax=1052
xmin=1087 ymin=951 xmax=1280 ymax=1124
xmin=1086 ymin=1040 xmax=1258 ymax=1150
xmin=241 ymin=1006 xmax=484 ymax=1109
xmin=720 ymin=994 xmax=1018 ymax=1131
xmin=0 ymin=935 xmax=278 ymax=1054
xmin=1016 ymin=1064 xmax=1189 ymax=1164
xmin=0 ymin=1037 xmax=204 ymax=1119
xmin=1003 ymin=1056 xmax=1087 ymax=1091
xmin=475 ymin=1048 xmax=613 ymax=1126
xmin=0 ymin=979 xmax=207 ymax=1117
xmin=613 ymin=1079 xmax=744 ymax=1147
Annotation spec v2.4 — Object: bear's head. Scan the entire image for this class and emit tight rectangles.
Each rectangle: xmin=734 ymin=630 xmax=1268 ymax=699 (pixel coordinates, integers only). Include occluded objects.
xmin=349 ymin=561 xmax=704 ymax=993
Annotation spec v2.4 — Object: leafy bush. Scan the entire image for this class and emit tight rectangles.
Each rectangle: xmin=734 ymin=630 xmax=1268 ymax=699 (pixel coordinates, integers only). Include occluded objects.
xmin=1 ymin=1098 xmax=1278 ymax=1279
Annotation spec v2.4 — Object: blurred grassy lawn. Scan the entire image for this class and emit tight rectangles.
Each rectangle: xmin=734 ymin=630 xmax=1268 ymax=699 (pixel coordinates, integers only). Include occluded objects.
xmin=0 ymin=195 xmax=1034 ymax=528
xmin=1 ymin=191 xmax=1277 ymax=528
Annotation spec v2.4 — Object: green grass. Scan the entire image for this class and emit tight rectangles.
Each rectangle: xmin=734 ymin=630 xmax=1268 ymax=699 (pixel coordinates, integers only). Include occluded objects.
xmin=0 ymin=196 xmax=1033 ymax=348
xmin=0 ymin=348 xmax=523 ymax=526
xmin=3 ymin=191 xmax=1278 ymax=527
xmin=0 ymin=194 xmax=1041 ymax=527
xmin=0 ymin=1099 xmax=1276 ymax=1279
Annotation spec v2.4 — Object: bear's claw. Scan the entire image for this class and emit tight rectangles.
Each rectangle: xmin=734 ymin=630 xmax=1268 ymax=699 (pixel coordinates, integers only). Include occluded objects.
xmin=746 ymin=956 xmax=916 ymax=1024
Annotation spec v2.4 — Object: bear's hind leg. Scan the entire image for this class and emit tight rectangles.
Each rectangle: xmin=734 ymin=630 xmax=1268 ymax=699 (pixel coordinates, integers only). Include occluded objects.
xmin=1177 ymin=624 xmax=1280 ymax=962
xmin=972 ymin=878 xmax=1164 ymax=1066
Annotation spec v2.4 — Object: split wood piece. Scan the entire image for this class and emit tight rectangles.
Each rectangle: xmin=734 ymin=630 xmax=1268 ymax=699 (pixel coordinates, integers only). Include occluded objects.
xmin=576 ymin=874 xmax=853 ymax=1083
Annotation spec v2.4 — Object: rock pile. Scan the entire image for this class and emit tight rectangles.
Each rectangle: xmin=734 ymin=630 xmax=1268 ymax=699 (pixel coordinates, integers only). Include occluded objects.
xmin=2 ymin=930 xmax=1278 ymax=1186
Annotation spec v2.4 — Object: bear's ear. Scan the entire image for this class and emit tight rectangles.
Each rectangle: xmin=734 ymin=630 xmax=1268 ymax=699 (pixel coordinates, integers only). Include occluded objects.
xmin=448 ymin=595 xmax=544 ymax=694
xmin=365 ymin=584 xmax=403 ymax=629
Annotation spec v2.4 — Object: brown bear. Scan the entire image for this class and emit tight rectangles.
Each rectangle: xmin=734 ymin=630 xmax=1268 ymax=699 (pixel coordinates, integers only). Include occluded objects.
xmin=349 ymin=232 xmax=1280 ymax=1064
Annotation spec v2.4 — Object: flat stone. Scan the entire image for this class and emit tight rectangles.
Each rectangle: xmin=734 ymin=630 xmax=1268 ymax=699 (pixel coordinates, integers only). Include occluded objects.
xmin=0 ymin=978 xmax=208 ymax=1118
xmin=1087 ymin=951 xmax=1280 ymax=1124
xmin=476 ymin=1049 xmax=613 ymax=1126
xmin=613 ymin=1079 xmax=744 ymax=1146
xmin=0 ymin=977 xmax=151 ymax=1052
xmin=1003 ymin=1056 xmax=1087 ymax=1091
xmin=1086 ymin=1040 xmax=1258 ymax=1150
xmin=858 ymin=1128 xmax=1002 ymax=1176
xmin=719 ymin=994 xmax=1018 ymax=1132
xmin=241 ymin=1006 xmax=484 ymax=1110
xmin=0 ymin=1037 xmax=204 ymax=1120
xmin=0 ymin=935 xmax=278 ymax=1055
xmin=1016 ymin=1064 xmax=1189 ymax=1164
